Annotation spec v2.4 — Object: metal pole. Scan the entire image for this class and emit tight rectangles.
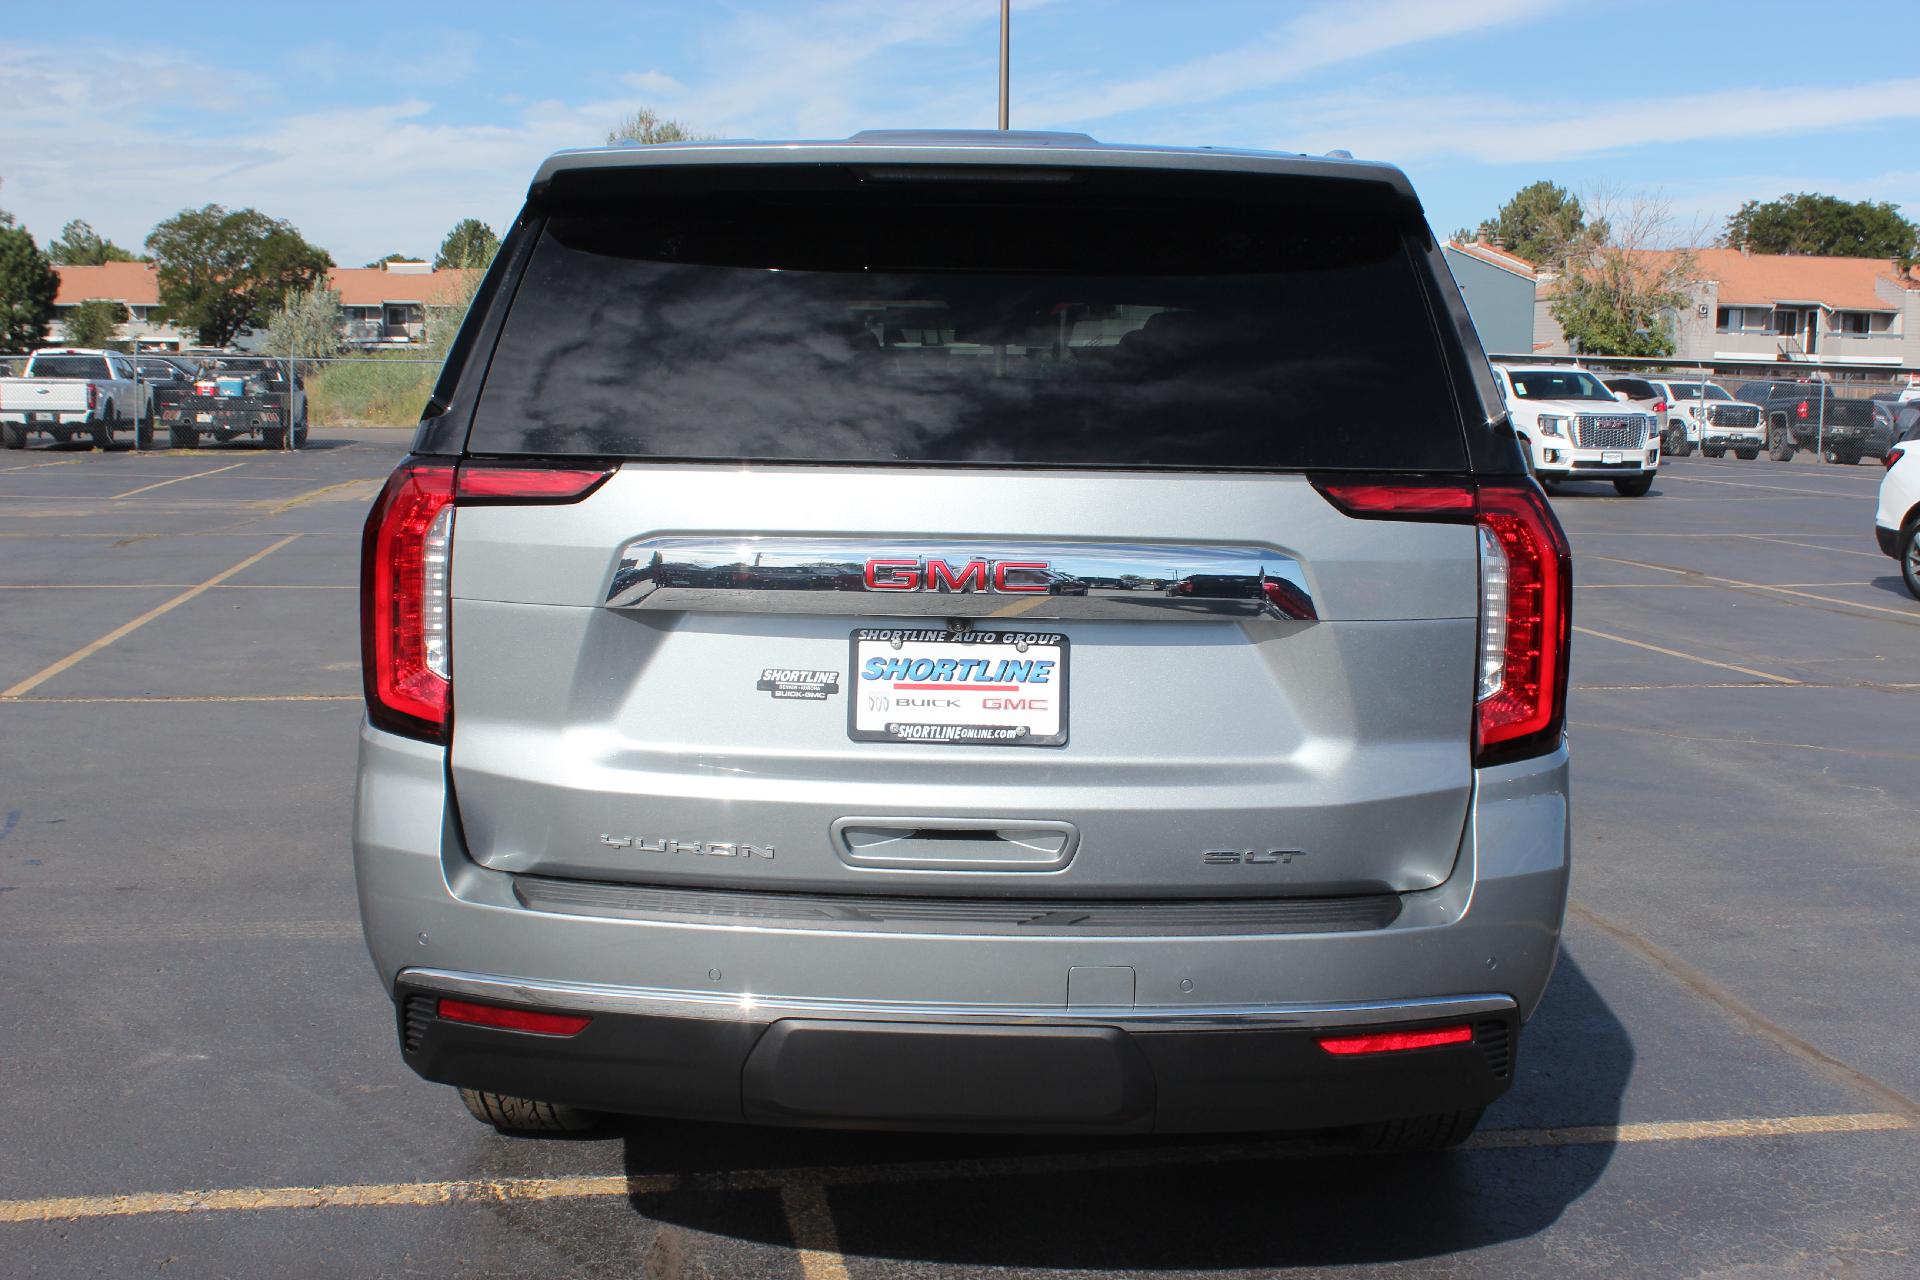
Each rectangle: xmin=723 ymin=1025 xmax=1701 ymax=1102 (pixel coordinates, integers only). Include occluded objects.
xmin=129 ymin=335 xmax=142 ymax=454
xmin=998 ymin=0 xmax=1010 ymax=130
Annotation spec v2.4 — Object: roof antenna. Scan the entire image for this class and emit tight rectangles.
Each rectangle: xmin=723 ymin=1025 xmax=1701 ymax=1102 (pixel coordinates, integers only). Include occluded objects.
xmin=998 ymin=0 xmax=1011 ymax=129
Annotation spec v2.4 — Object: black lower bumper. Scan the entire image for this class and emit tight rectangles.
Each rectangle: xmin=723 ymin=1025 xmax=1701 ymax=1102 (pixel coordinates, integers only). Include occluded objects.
xmin=395 ymin=988 xmax=1518 ymax=1135
xmin=1877 ymin=524 xmax=1901 ymax=558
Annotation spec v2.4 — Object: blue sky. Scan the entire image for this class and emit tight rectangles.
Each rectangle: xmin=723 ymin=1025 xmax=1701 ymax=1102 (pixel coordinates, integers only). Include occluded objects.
xmin=4 ymin=0 xmax=1919 ymax=267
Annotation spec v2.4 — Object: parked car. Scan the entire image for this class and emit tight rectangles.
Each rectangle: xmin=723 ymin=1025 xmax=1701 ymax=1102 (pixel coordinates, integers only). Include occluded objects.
xmin=1492 ymin=363 xmax=1659 ymax=495
xmin=355 ymin=130 xmax=1573 ymax=1149
xmin=1649 ymin=380 xmax=1767 ymax=459
xmin=158 ymin=356 xmax=308 ymax=449
xmin=0 ymin=348 xmax=155 ymax=449
xmin=1600 ymin=376 xmax=1667 ymax=425
xmin=1732 ymin=379 xmax=1889 ymax=464
xmin=1874 ymin=439 xmax=1919 ymax=599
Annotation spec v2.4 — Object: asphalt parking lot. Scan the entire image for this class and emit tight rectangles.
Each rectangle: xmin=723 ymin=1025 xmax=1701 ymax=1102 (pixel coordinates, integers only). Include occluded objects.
xmin=0 ymin=433 xmax=1915 ymax=1278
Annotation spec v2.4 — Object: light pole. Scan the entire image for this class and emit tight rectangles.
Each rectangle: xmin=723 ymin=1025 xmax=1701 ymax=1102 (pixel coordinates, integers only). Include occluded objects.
xmin=998 ymin=0 xmax=1010 ymax=130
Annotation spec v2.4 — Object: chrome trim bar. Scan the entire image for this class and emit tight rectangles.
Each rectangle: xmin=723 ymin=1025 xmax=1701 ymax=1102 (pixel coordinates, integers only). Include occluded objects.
xmin=400 ymin=968 xmax=1512 ymax=1031
xmin=604 ymin=536 xmax=1315 ymax=621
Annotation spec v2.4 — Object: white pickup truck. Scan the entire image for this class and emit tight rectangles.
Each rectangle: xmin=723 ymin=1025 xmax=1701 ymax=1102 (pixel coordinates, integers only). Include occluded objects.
xmin=0 ymin=348 xmax=155 ymax=450
xmin=1491 ymin=363 xmax=1660 ymax=496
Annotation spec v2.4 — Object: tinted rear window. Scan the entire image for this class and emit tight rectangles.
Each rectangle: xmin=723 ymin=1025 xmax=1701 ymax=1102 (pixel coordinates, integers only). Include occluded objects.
xmin=28 ymin=356 xmax=111 ymax=379
xmin=466 ymin=167 xmax=1467 ymax=470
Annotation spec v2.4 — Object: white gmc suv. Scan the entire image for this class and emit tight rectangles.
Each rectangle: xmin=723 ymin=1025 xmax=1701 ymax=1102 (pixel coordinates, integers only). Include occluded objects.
xmin=1492 ymin=364 xmax=1659 ymax=496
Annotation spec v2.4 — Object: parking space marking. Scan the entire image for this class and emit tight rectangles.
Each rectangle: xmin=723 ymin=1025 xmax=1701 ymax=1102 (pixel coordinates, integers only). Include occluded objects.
xmin=0 ymin=1112 xmax=1907 ymax=1225
xmin=0 ymin=535 xmax=300 ymax=699
xmin=1734 ymin=534 xmax=1890 ymax=560
xmin=0 ymin=457 xmax=87 ymax=472
xmin=1575 ymin=719 xmax=1920 ymax=761
xmin=109 ymin=461 xmax=251 ymax=499
xmin=988 ymin=596 xmax=1049 ymax=618
xmin=261 ymin=476 xmax=386 ymax=515
xmin=780 ymin=1185 xmax=852 ymax=1280
xmin=1572 ymin=625 xmax=1798 ymax=684
xmin=1673 ymin=474 xmax=1884 ymax=499
xmin=1594 ymin=554 xmax=1919 ymax=621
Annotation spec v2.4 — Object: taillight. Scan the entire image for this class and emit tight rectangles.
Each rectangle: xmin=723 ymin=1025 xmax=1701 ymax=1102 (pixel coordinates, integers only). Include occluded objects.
xmin=86 ymin=383 xmax=98 ymax=410
xmin=361 ymin=460 xmax=456 ymax=740
xmin=436 ymin=998 xmax=591 ymax=1037
xmin=1884 ymin=444 xmax=1906 ymax=470
xmin=1311 ymin=476 xmax=1570 ymax=767
xmin=361 ymin=458 xmax=615 ymax=741
xmin=1652 ymin=400 xmax=1666 ymax=414
xmin=1318 ymin=1024 xmax=1473 ymax=1055
xmin=1796 ymin=400 xmax=1810 ymax=419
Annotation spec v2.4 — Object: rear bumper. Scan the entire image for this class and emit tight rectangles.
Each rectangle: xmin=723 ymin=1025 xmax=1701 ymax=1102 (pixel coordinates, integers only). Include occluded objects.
xmin=395 ymin=975 xmax=1518 ymax=1133
xmin=1876 ymin=523 xmax=1900 ymax=558
xmin=354 ymin=722 xmax=1569 ymax=1132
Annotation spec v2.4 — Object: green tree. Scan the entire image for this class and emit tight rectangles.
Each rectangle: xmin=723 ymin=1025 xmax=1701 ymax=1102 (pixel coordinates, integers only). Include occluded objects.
xmin=0 ymin=222 xmax=59 ymax=351
xmin=46 ymin=219 xmax=140 ymax=265
xmin=1459 ymin=181 xmax=1604 ymax=270
xmin=60 ymin=298 xmax=130 ymax=347
xmin=433 ymin=219 xmax=499 ymax=270
xmin=605 ymin=108 xmax=707 ymax=146
xmin=263 ymin=285 xmax=343 ymax=359
xmin=363 ymin=252 xmax=421 ymax=268
xmin=145 ymin=205 xmax=333 ymax=348
xmin=1722 ymin=193 xmax=1917 ymax=259
xmin=1549 ymin=197 xmax=1695 ymax=357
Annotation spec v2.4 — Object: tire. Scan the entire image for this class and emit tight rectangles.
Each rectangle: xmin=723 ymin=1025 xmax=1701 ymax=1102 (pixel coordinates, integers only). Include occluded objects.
xmin=262 ymin=425 xmax=288 ymax=449
xmin=168 ymin=424 xmax=199 ymax=449
xmin=1734 ymin=447 xmax=1759 ymax=460
xmin=1769 ymin=426 xmax=1796 ymax=462
xmin=1662 ymin=424 xmax=1685 ymax=456
xmin=1823 ymin=446 xmax=1859 ymax=465
xmin=135 ymin=406 xmax=154 ymax=451
xmin=91 ymin=405 xmax=115 ymax=450
xmin=1702 ymin=446 xmax=1725 ymax=458
xmin=1613 ymin=474 xmax=1655 ymax=497
xmin=458 ymin=1088 xmax=601 ymax=1135
xmin=2 ymin=422 xmax=24 ymax=450
xmin=1901 ymin=519 xmax=1920 ymax=603
xmin=292 ymin=414 xmax=308 ymax=449
xmin=1348 ymin=1107 xmax=1484 ymax=1152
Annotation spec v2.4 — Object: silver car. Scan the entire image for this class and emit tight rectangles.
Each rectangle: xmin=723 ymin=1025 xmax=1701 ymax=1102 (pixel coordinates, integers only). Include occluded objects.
xmin=355 ymin=131 xmax=1572 ymax=1149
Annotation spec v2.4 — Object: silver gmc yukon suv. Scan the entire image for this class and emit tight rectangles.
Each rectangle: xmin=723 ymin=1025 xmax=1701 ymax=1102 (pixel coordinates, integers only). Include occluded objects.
xmin=355 ymin=130 xmax=1572 ymax=1149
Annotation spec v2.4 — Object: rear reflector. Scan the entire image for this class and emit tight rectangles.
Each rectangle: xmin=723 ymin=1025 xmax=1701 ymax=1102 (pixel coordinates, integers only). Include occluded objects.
xmin=1311 ymin=479 xmax=1475 ymax=521
xmin=456 ymin=466 xmax=613 ymax=502
xmin=436 ymin=998 xmax=591 ymax=1037
xmin=1317 ymin=1024 xmax=1473 ymax=1055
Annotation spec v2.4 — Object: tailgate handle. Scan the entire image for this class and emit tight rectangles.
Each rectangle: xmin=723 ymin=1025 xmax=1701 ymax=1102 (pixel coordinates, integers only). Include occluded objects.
xmin=832 ymin=817 xmax=1078 ymax=873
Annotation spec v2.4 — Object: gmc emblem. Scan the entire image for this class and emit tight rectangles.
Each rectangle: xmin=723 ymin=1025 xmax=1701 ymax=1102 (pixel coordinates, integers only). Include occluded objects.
xmin=864 ymin=558 xmax=1050 ymax=593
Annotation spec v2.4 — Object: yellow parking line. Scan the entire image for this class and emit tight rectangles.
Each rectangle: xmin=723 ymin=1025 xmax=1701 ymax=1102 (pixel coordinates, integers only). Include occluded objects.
xmin=988 ymin=597 xmax=1048 ymax=618
xmin=1572 ymin=625 xmax=1798 ymax=684
xmin=780 ymin=1184 xmax=852 ymax=1280
xmin=0 ymin=535 xmax=299 ymax=699
xmin=111 ymin=461 xmax=249 ymax=499
xmin=0 ymin=1112 xmax=1906 ymax=1224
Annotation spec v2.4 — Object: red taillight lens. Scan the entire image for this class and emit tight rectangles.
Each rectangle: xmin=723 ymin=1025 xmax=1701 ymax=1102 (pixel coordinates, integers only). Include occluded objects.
xmin=1884 ymin=444 xmax=1906 ymax=469
xmin=361 ymin=460 xmax=456 ymax=740
xmin=1796 ymin=400 xmax=1810 ymax=419
xmin=456 ymin=466 xmax=612 ymax=503
xmin=436 ymin=998 xmax=591 ymax=1037
xmin=1318 ymin=1024 xmax=1473 ymax=1055
xmin=1653 ymin=400 xmax=1666 ymax=414
xmin=86 ymin=383 xmax=98 ymax=410
xmin=1473 ymin=483 xmax=1571 ymax=765
xmin=1311 ymin=476 xmax=1570 ymax=767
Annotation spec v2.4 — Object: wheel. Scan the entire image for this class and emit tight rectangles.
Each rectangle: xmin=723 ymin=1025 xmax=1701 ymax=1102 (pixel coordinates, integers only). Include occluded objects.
xmin=168 ymin=424 xmax=199 ymax=449
xmin=1702 ymin=446 xmax=1725 ymax=458
xmin=1734 ymin=447 xmax=1759 ymax=460
xmin=1347 ymin=1107 xmax=1484 ymax=1152
xmin=1901 ymin=519 xmax=1920 ymax=602
xmin=262 ymin=425 xmax=288 ymax=449
xmin=134 ymin=406 xmax=154 ymax=451
xmin=91 ymin=405 xmax=115 ymax=450
xmin=292 ymin=414 xmax=308 ymax=449
xmin=1822 ymin=446 xmax=1859 ymax=465
xmin=458 ymin=1088 xmax=601 ymax=1134
xmin=1662 ymin=424 xmax=1684 ymax=456
xmin=1769 ymin=426 xmax=1796 ymax=462
xmin=1613 ymin=474 xmax=1655 ymax=497
xmin=2 ymin=422 xmax=24 ymax=449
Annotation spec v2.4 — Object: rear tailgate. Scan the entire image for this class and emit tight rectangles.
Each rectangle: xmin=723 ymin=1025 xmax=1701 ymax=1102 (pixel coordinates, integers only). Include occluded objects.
xmin=0 ymin=381 xmax=91 ymax=414
xmin=447 ymin=468 xmax=1477 ymax=898
xmin=431 ymin=158 xmax=1496 ymax=901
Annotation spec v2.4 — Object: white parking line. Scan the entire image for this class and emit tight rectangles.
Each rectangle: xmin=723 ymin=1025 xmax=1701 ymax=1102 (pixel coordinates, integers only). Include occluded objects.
xmin=1734 ymin=534 xmax=1890 ymax=560
xmin=780 ymin=1184 xmax=852 ymax=1280
xmin=1594 ymin=554 xmax=1918 ymax=620
xmin=0 ymin=1112 xmax=1906 ymax=1224
xmin=1572 ymin=625 xmax=1798 ymax=684
xmin=110 ymin=461 xmax=250 ymax=499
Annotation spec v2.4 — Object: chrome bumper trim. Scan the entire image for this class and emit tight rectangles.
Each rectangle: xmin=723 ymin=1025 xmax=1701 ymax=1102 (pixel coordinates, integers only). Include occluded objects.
xmin=398 ymin=967 xmax=1515 ymax=1031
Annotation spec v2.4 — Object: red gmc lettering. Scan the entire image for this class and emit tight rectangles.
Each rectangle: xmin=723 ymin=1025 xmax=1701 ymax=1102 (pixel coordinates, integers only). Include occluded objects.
xmin=983 ymin=697 xmax=1049 ymax=711
xmin=864 ymin=559 xmax=920 ymax=590
xmin=992 ymin=561 xmax=1050 ymax=593
xmin=925 ymin=560 xmax=991 ymax=593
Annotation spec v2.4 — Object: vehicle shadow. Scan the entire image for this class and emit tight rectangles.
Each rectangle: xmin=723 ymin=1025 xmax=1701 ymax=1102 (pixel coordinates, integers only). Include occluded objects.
xmin=610 ymin=955 xmax=1630 ymax=1270
xmin=1867 ymin=575 xmax=1917 ymax=603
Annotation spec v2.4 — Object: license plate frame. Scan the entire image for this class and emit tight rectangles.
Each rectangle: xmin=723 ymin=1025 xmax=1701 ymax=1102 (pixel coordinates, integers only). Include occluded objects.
xmin=1602 ymin=449 xmax=1623 ymax=464
xmin=849 ymin=627 xmax=1069 ymax=748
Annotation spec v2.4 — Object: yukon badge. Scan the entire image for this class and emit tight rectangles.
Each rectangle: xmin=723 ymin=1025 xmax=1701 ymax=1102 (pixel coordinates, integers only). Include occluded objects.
xmin=600 ymin=834 xmax=775 ymax=860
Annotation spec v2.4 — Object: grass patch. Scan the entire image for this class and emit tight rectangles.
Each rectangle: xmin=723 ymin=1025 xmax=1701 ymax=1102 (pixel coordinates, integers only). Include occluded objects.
xmin=306 ymin=353 xmax=438 ymax=427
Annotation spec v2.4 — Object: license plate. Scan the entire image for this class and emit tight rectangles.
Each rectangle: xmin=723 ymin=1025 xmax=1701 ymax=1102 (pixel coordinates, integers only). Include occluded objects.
xmin=197 ymin=413 xmax=213 ymax=423
xmin=850 ymin=627 xmax=1068 ymax=747
xmin=1602 ymin=450 xmax=1622 ymax=463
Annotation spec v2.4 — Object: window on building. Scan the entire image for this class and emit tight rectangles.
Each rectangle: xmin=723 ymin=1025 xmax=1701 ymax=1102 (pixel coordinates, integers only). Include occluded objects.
xmin=1833 ymin=310 xmax=1895 ymax=335
xmin=1716 ymin=306 xmax=1771 ymax=333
